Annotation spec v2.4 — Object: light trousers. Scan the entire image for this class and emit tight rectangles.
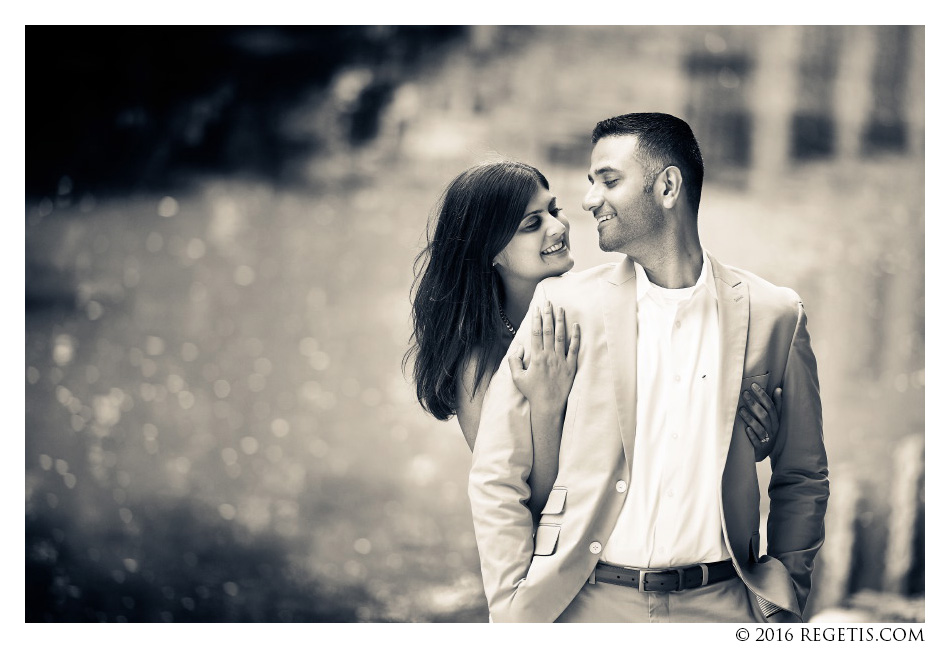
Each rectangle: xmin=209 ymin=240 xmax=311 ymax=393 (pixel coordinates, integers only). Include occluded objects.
xmin=555 ymin=575 xmax=764 ymax=623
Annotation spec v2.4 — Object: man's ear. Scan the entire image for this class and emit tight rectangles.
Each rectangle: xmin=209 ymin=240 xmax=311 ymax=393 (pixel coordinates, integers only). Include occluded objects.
xmin=659 ymin=166 xmax=683 ymax=209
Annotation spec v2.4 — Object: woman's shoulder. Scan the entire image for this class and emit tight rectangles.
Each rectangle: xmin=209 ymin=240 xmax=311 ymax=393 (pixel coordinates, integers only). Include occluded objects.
xmin=456 ymin=343 xmax=507 ymax=451
xmin=457 ymin=349 xmax=480 ymax=396
xmin=457 ymin=343 xmax=507 ymax=395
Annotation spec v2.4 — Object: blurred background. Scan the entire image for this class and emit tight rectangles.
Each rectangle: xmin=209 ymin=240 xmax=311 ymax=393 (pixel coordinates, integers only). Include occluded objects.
xmin=25 ymin=26 xmax=924 ymax=622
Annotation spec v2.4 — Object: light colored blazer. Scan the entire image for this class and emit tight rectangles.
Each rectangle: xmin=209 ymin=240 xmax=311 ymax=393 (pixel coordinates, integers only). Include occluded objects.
xmin=469 ymin=253 xmax=829 ymax=623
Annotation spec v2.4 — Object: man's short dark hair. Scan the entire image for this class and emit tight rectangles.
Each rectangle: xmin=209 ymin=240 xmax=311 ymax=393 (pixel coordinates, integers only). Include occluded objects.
xmin=592 ymin=112 xmax=704 ymax=213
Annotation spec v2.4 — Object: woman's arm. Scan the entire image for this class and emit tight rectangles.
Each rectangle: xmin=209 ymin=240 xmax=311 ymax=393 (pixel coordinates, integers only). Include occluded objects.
xmin=522 ymin=404 xmax=566 ymax=526
xmin=457 ymin=304 xmax=579 ymax=525
xmin=456 ymin=357 xmax=489 ymax=452
xmin=507 ymin=303 xmax=579 ymax=525
xmin=457 ymin=351 xmax=561 ymax=527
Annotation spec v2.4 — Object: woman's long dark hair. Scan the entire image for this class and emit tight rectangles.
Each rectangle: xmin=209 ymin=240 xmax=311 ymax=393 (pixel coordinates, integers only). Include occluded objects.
xmin=405 ymin=161 xmax=549 ymax=420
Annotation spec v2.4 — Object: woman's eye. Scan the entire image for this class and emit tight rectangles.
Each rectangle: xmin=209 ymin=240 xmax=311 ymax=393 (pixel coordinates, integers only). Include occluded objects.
xmin=522 ymin=218 xmax=540 ymax=231
xmin=550 ymin=207 xmax=564 ymax=217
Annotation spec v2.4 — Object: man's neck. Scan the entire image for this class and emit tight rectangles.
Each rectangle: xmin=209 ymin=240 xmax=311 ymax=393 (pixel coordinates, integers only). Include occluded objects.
xmin=633 ymin=236 xmax=704 ymax=290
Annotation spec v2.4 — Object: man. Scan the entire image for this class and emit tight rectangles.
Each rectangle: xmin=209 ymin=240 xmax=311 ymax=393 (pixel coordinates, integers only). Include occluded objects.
xmin=468 ymin=112 xmax=829 ymax=623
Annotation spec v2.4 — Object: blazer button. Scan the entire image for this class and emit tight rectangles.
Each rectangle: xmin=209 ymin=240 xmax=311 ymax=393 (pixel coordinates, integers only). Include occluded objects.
xmin=616 ymin=480 xmax=627 ymax=493
xmin=589 ymin=541 xmax=602 ymax=554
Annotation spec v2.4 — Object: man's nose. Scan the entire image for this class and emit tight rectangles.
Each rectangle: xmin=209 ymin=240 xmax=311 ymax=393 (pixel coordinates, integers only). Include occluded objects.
xmin=583 ymin=184 xmax=603 ymax=212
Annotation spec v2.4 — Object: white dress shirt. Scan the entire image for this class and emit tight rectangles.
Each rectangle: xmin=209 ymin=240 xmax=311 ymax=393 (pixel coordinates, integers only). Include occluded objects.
xmin=602 ymin=251 xmax=731 ymax=568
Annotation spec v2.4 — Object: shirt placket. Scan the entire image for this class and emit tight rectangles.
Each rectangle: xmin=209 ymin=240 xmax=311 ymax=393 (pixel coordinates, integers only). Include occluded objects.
xmin=653 ymin=298 xmax=684 ymax=566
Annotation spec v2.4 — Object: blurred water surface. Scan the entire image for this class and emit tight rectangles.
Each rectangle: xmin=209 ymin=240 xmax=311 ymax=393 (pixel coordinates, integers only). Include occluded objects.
xmin=25 ymin=26 xmax=924 ymax=622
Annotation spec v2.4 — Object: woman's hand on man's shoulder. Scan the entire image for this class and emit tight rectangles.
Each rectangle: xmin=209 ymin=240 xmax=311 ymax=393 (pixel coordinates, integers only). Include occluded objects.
xmin=508 ymin=301 xmax=580 ymax=412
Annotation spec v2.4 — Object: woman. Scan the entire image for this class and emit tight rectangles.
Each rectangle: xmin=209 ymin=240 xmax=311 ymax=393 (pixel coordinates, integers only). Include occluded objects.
xmin=406 ymin=161 xmax=779 ymax=523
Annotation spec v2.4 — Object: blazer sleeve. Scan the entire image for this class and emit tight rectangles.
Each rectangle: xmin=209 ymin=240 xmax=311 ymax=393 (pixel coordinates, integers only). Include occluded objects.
xmin=766 ymin=299 xmax=830 ymax=615
xmin=467 ymin=284 xmax=548 ymax=623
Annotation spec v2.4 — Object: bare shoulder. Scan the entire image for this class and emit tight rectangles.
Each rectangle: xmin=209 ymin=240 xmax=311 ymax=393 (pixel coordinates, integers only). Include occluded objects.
xmin=456 ymin=350 xmax=482 ymax=401
xmin=456 ymin=346 xmax=505 ymax=450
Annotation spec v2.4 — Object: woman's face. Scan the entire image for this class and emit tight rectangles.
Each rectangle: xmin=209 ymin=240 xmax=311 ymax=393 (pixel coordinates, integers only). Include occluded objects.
xmin=494 ymin=184 xmax=574 ymax=285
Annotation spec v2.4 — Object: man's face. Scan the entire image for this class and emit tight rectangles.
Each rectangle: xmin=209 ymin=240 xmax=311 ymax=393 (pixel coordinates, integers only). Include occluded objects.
xmin=583 ymin=135 xmax=662 ymax=255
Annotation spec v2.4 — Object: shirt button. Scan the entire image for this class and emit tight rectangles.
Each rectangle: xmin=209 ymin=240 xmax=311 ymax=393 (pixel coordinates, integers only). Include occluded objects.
xmin=672 ymin=433 xmax=679 ymax=439
xmin=616 ymin=480 xmax=627 ymax=493
xmin=675 ymin=320 xmax=681 ymax=328
xmin=589 ymin=541 xmax=602 ymax=554
xmin=674 ymin=375 xmax=681 ymax=382
xmin=667 ymin=489 xmax=675 ymax=498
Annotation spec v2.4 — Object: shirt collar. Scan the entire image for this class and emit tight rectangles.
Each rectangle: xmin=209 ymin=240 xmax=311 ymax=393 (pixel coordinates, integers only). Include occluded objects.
xmin=635 ymin=250 xmax=717 ymax=303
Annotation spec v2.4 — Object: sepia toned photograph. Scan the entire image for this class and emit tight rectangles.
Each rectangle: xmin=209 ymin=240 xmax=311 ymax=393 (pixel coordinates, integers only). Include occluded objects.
xmin=25 ymin=25 xmax=924 ymax=624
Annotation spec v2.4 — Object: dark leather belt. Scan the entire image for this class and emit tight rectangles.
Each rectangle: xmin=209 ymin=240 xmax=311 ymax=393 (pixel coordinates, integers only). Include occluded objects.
xmin=593 ymin=559 xmax=737 ymax=592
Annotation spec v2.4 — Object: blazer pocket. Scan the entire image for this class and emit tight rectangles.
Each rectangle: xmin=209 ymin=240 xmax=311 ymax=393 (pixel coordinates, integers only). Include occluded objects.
xmin=534 ymin=524 xmax=560 ymax=556
xmin=540 ymin=487 xmax=567 ymax=516
xmin=741 ymin=372 xmax=770 ymax=393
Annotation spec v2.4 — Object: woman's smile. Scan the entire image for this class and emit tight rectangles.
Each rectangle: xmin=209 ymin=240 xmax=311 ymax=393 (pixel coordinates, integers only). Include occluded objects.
xmin=541 ymin=239 xmax=567 ymax=255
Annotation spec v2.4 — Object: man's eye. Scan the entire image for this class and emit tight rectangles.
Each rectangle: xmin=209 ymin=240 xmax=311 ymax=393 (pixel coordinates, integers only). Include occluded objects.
xmin=604 ymin=179 xmax=618 ymax=187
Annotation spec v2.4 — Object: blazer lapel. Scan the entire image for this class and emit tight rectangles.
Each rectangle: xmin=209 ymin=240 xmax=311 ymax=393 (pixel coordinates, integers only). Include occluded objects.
xmin=604 ymin=257 xmax=639 ymax=478
xmin=711 ymin=254 xmax=750 ymax=470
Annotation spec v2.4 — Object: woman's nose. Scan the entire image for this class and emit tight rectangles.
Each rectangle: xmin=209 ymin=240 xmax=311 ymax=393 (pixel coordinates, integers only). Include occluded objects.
xmin=545 ymin=215 xmax=567 ymax=237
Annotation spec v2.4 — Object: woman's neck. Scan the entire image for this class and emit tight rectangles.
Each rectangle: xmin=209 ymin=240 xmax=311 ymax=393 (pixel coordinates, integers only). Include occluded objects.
xmin=501 ymin=276 xmax=538 ymax=332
